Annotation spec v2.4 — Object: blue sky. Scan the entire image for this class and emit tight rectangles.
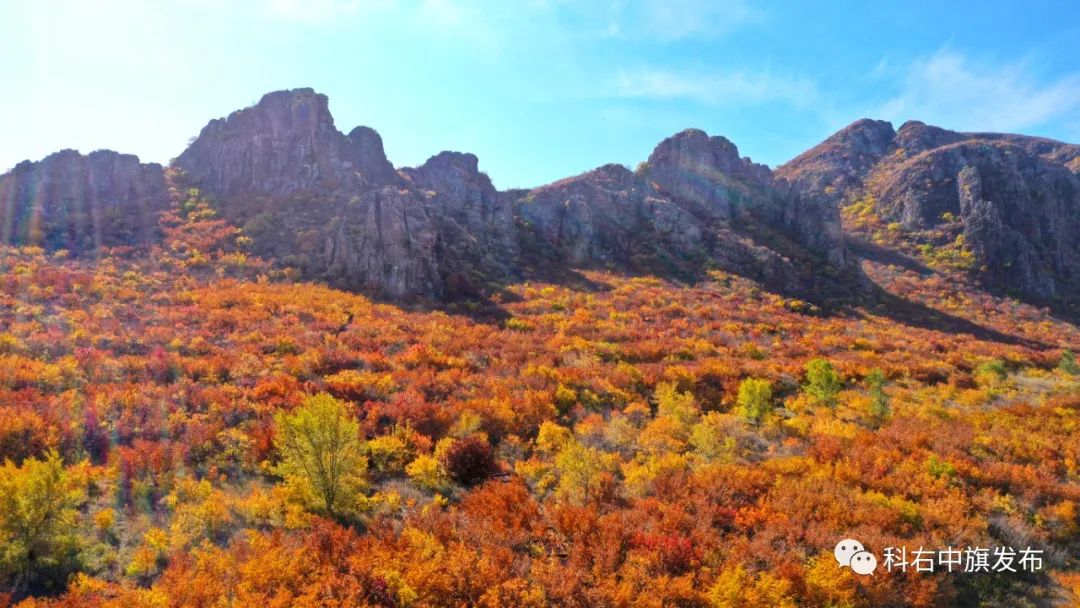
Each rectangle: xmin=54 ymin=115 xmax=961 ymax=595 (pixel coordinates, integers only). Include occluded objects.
xmin=2 ymin=0 xmax=1079 ymax=188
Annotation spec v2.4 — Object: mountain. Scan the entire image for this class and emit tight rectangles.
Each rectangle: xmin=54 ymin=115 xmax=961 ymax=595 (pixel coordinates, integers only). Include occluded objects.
xmin=0 ymin=149 xmax=166 ymax=253
xmin=778 ymin=119 xmax=1080 ymax=304
xmin=172 ymin=88 xmax=853 ymax=300
xmin=2 ymin=89 xmax=1078 ymax=307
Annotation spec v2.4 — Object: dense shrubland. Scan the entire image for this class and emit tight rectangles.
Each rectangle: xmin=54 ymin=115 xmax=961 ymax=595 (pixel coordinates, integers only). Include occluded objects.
xmin=1 ymin=192 xmax=1079 ymax=607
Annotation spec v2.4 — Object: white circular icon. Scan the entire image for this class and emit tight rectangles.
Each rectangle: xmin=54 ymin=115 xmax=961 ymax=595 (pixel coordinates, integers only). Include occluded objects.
xmin=849 ymin=550 xmax=878 ymax=575
xmin=834 ymin=539 xmax=865 ymax=567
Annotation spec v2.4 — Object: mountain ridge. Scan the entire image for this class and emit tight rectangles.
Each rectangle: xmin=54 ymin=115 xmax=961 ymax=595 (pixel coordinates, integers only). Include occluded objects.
xmin=3 ymin=88 xmax=1078 ymax=308
xmin=778 ymin=118 xmax=1080 ymax=305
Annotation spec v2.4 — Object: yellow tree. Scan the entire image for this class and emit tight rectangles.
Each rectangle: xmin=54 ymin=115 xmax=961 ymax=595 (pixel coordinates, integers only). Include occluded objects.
xmin=273 ymin=393 xmax=368 ymax=519
xmin=0 ymin=450 xmax=85 ymax=595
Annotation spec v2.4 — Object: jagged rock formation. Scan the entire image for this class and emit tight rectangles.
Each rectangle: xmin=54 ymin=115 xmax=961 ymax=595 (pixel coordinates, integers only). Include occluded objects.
xmin=174 ymin=89 xmax=525 ymax=299
xmin=174 ymin=89 xmax=440 ymax=298
xmin=779 ymin=119 xmax=1080 ymax=303
xmin=0 ymin=149 xmax=166 ymax=253
xmin=516 ymin=163 xmax=705 ymax=267
xmin=643 ymin=128 xmax=849 ymax=268
xmin=175 ymin=89 xmax=388 ymax=197
xmin=512 ymin=130 xmax=848 ymax=294
xmin=15 ymin=88 xmax=1075 ymax=305
xmin=175 ymin=89 xmax=851 ymax=299
xmin=324 ymin=187 xmax=442 ymax=298
xmin=401 ymin=152 xmax=519 ymax=293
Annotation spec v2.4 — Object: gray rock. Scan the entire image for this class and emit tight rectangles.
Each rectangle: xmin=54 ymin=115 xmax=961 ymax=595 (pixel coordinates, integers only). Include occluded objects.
xmin=403 ymin=151 xmax=520 ymax=289
xmin=877 ymin=141 xmax=1080 ymax=301
xmin=325 ymin=187 xmax=442 ymax=299
xmin=646 ymin=129 xmax=852 ymax=269
xmin=0 ymin=149 xmax=166 ymax=253
xmin=175 ymin=88 xmax=387 ymax=197
xmin=782 ymin=118 xmax=1080 ymax=303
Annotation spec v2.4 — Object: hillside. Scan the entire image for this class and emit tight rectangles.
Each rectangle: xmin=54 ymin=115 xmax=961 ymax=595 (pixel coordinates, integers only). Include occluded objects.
xmin=778 ymin=120 xmax=1080 ymax=307
xmin=0 ymin=91 xmax=1079 ymax=607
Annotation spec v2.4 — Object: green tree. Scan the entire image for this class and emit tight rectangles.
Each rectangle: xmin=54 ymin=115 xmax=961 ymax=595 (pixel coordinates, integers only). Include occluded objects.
xmin=553 ymin=440 xmax=616 ymax=506
xmin=866 ymin=368 xmax=890 ymax=424
xmin=1059 ymin=350 xmax=1080 ymax=375
xmin=804 ymin=359 xmax=841 ymax=407
xmin=273 ymin=393 xmax=368 ymax=519
xmin=974 ymin=359 xmax=1008 ymax=389
xmin=654 ymin=381 xmax=699 ymax=427
xmin=0 ymin=450 xmax=85 ymax=595
xmin=736 ymin=378 xmax=773 ymax=424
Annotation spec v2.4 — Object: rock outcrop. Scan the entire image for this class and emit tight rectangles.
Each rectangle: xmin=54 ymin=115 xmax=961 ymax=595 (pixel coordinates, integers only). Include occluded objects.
xmin=402 ymin=152 xmax=520 ymax=291
xmin=878 ymin=141 xmax=1080 ymax=300
xmin=175 ymin=89 xmax=388 ymax=197
xmin=325 ymin=187 xmax=442 ymax=299
xmin=775 ymin=119 xmax=897 ymax=205
xmin=174 ymin=89 xmax=853 ymax=299
xmin=175 ymin=89 xmax=446 ymax=298
xmin=0 ymin=149 xmax=166 ymax=253
xmin=779 ymin=119 xmax=1080 ymax=303
xmin=513 ymin=131 xmax=850 ymax=295
xmin=15 ymin=89 xmax=1028 ymax=304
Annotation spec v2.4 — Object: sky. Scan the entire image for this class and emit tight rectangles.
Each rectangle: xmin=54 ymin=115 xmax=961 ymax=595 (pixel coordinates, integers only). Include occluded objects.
xmin=2 ymin=1 xmax=1079 ymax=189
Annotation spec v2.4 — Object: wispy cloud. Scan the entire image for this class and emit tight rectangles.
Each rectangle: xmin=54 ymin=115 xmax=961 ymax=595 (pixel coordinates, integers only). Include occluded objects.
xmin=265 ymin=0 xmax=394 ymax=24
xmin=522 ymin=0 xmax=763 ymax=41
xmin=876 ymin=49 xmax=1080 ymax=135
xmin=413 ymin=0 xmax=503 ymax=51
xmin=611 ymin=68 xmax=819 ymax=108
xmin=629 ymin=0 xmax=764 ymax=41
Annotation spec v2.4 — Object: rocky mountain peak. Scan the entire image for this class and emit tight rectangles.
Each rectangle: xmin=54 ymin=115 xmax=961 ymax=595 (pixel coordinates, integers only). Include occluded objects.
xmin=346 ymin=125 xmax=398 ymax=184
xmin=895 ymin=120 xmax=965 ymax=155
xmin=775 ymin=119 xmax=896 ymax=198
xmin=642 ymin=128 xmax=774 ymax=222
xmin=646 ymin=128 xmax=771 ymax=186
xmin=175 ymin=88 xmax=388 ymax=198
xmin=411 ymin=151 xmax=489 ymax=191
xmin=780 ymin=118 xmax=1080 ymax=304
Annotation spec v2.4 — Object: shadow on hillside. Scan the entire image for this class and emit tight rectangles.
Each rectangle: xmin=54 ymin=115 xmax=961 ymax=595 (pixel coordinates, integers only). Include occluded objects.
xmin=846 ymin=228 xmax=1080 ymax=331
xmin=845 ymin=234 xmax=935 ymax=277
xmin=421 ymin=257 xmax=1054 ymax=349
xmin=398 ymin=229 xmax=1060 ymax=350
xmin=417 ymin=265 xmax=615 ymax=324
xmin=846 ymin=282 xmax=1052 ymax=349
xmin=970 ymin=280 xmax=1080 ymax=329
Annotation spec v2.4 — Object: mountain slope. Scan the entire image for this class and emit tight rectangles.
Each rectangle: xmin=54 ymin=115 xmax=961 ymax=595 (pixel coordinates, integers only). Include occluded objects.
xmin=170 ymin=88 xmax=857 ymax=300
xmin=3 ymin=91 xmax=1078 ymax=308
xmin=778 ymin=120 xmax=1080 ymax=305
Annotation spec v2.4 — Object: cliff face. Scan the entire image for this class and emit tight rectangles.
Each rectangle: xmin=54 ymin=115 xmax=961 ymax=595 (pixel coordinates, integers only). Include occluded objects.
xmin=173 ymin=89 xmax=440 ymax=298
xmin=18 ymin=88 xmax=1077 ymax=305
xmin=879 ymin=141 xmax=1080 ymax=301
xmin=173 ymin=89 xmax=852 ymax=299
xmin=0 ymin=149 xmax=166 ymax=253
xmin=513 ymin=130 xmax=849 ymax=295
xmin=779 ymin=119 xmax=1080 ymax=303
xmin=175 ymin=89 xmax=390 ymax=197
xmin=402 ymin=151 xmax=520 ymax=292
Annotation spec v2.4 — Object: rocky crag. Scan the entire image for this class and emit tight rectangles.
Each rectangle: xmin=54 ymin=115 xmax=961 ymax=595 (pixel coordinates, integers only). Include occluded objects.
xmin=778 ymin=120 xmax=1080 ymax=303
xmin=4 ymin=88 xmax=1075 ymax=305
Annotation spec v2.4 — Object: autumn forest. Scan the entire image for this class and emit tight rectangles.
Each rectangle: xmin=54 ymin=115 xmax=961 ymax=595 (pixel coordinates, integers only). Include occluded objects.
xmin=0 ymin=167 xmax=1078 ymax=608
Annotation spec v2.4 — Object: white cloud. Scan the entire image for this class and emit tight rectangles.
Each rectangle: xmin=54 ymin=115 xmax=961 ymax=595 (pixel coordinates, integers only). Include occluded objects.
xmin=611 ymin=68 xmax=819 ymax=108
xmin=877 ymin=50 xmax=1080 ymax=134
xmin=265 ymin=0 xmax=394 ymax=23
xmin=632 ymin=0 xmax=763 ymax=40
xmin=523 ymin=0 xmax=763 ymax=41
xmin=414 ymin=0 xmax=501 ymax=49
